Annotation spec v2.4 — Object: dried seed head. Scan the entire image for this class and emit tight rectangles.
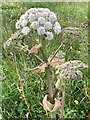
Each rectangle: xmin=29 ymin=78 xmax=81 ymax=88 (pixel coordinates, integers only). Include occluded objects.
xmin=55 ymin=60 xmax=88 ymax=89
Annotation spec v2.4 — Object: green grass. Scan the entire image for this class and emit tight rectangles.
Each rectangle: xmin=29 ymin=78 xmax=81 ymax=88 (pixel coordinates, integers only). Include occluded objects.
xmin=1 ymin=2 xmax=90 ymax=119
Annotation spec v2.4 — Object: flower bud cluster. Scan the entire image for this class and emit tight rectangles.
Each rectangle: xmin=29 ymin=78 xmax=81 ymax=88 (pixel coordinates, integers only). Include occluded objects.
xmin=15 ymin=8 xmax=61 ymax=40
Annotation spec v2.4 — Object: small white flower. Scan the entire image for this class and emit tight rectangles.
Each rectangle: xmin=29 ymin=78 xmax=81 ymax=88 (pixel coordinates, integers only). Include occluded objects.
xmin=42 ymin=11 xmax=49 ymax=18
xmin=45 ymin=32 xmax=53 ymax=40
xmin=35 ymin=12 xmax=43 ymax=19
xmin=43 ymin=8 xmax=50 ymax=14
xmin=54 ymin=22 xmax=60 ymax=26
xmin=38 ymin=17 xmax=45 ymax=25
xmin=15 ymin=20 xmax=21 ymax=29
xmin=30 ymin=21 xmax=39 ymax=29
xmin=21 ymin=19 xmax=28 ymax=27
xmin=24 ymin=13 xmax=29 ymax=19
xmin=21 ymin=26 xmax=30 ymax=35
xmin=37 ymin=26 xmax=45 ymax=35
xmin=49 ymin=14 xmax=57 ymax=22
xmin=54 ymin=25 xmax=61 ymax=35
xmin=49 ymin=12 xmax=55 ymax=15
xmin=25 ymin=9 xmax=31 ymax=14
xmin=37 ymin=8 xmax=44 ymax=12
xmin=27 ymin=8 xmax=37 ymax=14
xmin=20 ymin=14 xmax=26 ymax=22
xmin=28 ymin=13 xmax=36 ymax=22
xmin=44 ymin=22 xmax=52 ymax=30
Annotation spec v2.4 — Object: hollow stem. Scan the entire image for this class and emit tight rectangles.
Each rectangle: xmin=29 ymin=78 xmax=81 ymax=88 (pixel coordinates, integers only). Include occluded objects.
xmin=39 ymin=42 xmax=54 ymax=103
xmin=45 ymin=65 xmax=54 ymax=103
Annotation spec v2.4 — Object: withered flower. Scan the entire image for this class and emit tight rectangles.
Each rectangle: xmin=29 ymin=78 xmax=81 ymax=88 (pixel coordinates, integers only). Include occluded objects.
xmin=29 ymin=43 xmax=42 ymax=54
xmin=55 ymin=60 xmax=88 ymax=89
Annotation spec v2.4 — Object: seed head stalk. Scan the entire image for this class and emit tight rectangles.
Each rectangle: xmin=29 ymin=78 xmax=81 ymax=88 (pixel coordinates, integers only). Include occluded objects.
xmin=39 ymin=36 xmax=54 ymax=103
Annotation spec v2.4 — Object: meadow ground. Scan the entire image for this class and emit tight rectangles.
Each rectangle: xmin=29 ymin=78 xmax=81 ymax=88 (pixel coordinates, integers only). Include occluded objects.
xmin=1 ymin=2 xmax=90 ymax=119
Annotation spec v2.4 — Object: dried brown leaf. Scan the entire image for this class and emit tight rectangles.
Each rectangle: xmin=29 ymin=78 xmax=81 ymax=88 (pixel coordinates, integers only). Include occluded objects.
xmin=48 ymin=55 xmax=65 ymax=67
xmin=30 ymin=62 xmax=46 ymax=73
xmin=42 ymin=94 xmax=61 ymax=113
xmin=29 ymin=43 xmax=42 ymax=54
xmin=51 ymin=98 xmax=61 ymax=112
xmin=30 ymin=52 xmax=65 ymax=73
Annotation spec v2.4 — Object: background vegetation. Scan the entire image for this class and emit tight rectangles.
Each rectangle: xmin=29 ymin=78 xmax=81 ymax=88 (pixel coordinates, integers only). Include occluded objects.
xmin=1 ymin=2 xmax=90 ymax=119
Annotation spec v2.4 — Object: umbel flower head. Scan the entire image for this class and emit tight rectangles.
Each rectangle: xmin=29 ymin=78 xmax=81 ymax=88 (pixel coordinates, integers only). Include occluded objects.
xmin=15 ymin=8 xmax=61 ymax=40
xmin=55 ymin=60 xmax=88 ymax=89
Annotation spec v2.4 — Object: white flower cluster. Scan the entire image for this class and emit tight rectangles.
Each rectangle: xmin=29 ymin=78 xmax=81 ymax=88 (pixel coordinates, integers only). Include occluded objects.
xmin=15 ymin=8 xmax=61 ymax=40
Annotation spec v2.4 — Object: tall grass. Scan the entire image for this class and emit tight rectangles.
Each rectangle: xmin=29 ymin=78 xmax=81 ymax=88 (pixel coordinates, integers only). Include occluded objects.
xmin=1 ymin=2 xmax=90 ymax=119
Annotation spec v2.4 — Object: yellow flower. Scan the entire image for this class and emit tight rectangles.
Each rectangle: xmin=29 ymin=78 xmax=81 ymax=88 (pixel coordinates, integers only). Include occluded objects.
xmin=74 ymin=100 xmax=78 ymax=104
xmin=78 ymin=51 xmax=81 ymax=53
xmin=70 ymin=46 xmax=73 ymax=50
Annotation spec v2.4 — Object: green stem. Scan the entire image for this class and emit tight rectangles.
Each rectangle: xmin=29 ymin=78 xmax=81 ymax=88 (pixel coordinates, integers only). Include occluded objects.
xmin=40 ymin=47 xmax=48 ymax=63
xmin=50 ymin=112 xmax=56 ymax=119
xmin=40 ymin=47 xmax=54 ymax=103
xmin=50 ymin=44 xmax=63 ymax=62
xmin=33 ymin=54 xmax=43 ymax=63
xmin=39 ymin=36 xmax=54 ymax=103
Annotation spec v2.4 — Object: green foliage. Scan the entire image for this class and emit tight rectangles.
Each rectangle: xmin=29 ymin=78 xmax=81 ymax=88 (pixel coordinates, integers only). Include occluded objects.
xmin=1 ymin=2 xmax=89 ymax=119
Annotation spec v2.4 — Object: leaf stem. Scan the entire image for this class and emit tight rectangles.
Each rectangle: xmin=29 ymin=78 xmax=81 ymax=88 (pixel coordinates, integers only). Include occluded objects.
xmin=33 ymin=54 xmax=43 ymax=63
xmin=50 ymin=44 xmax=63 ymax=62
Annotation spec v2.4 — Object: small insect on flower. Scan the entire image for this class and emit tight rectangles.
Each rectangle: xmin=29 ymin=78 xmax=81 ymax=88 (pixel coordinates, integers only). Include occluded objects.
xmin=45 ymin=32 xmax=54 ymax=40
xmin=15 ymin=8 xmax=61 ymax=40
xmin=74 ymin=100 xmax=79 ymax=104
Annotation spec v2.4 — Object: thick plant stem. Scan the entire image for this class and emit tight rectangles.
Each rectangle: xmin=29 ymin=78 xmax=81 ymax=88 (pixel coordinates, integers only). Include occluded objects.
xmin=39 ymin=47 xmax=54 ymax=103
xmin=45 ymin=66 xmax=54 ymax=103
xmin=60 ymin=84 xmax=65 ymax=119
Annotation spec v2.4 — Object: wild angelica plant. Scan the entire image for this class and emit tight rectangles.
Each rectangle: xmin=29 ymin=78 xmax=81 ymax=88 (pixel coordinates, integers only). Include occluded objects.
xmin=3 ymin=8 xmax=88 ymax=119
